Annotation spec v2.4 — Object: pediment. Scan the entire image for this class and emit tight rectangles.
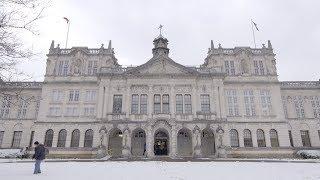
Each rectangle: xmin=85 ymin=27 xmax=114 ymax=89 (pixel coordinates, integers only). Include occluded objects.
xmin=126 ymin=56 xmax=198 ymax=75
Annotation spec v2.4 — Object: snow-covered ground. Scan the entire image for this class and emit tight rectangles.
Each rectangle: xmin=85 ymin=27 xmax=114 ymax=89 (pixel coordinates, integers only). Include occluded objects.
xmin=0 ymin=161 xmax=320 ymax=180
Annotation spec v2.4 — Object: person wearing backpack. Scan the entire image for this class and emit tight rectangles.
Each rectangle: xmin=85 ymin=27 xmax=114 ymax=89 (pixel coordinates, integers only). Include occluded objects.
xmin=32 ymin=141 xmax=46 ymax=174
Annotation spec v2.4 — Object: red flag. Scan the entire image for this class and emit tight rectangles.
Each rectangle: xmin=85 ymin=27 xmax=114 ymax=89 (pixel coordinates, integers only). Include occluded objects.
xmin=63 ymin=17 xmax=69 ymax=24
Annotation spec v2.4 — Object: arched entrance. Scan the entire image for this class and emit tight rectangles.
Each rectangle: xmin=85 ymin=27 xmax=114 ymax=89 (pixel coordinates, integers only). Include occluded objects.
xmin=131 ymin=128 xmax=146 ymax=156
xmin=108 ymin=128 xmax=122 ymax=157
xmin=154 ymin=129 xmax=169 ymax=156
xmin=177 ymin=128 xmax=192 ymax=157
xmin=201 ymin=128 xmax=215 ymax=156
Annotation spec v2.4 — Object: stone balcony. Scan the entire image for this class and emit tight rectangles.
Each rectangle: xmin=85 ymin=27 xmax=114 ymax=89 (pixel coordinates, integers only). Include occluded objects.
xmin=195 ymin=111 xmax=217 ymax=120
xmin=107 ymin=113 xmax=127 ymax=121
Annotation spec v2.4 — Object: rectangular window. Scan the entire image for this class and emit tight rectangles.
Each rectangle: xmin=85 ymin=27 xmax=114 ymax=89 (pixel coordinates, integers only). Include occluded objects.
xmin=154 ymin=94 xmax=161 ymax=114
xmin=12 ymin=131 xmax=22 ymax=148
xmin=69 ymin=90 xmax=80 ymax=102
xmin=131 ymin=94 xmax=139 ymax=114
xmin=140 ymin=94 xmax=148 ymax=114
xmin=57 ymin=60 xmax=69 ymax=76
xmin=0 ymin=131 xmax=4 ymax=148
xmin=254 ymin=60 xmax=265 ymax=75
xmin=113 ymin=95 xmax=123 ymax=113
xmin=300 ymin=130 xmax=311 ymax=147
xmin=84 ymin=90 xmax=97 ymax=102
xmin=176 ymin=94 xmax=183 ymax=114
xmin=260 ymin=90 xmax=272 ymax=116
xmin=162 ymin=94 xmax=170 ymax=114
xmin=84 ymin=106 xmax=95 ymax=116
xmin=65 ymin=107 xmax=79 ymax=116
xmin=52 ymin=90 xmax=64 ymax=102
xmin=0 ymin=95 xmax=11 ymax=118
xmin=294 ymin=96 xmax=305 ymax=119
xmin=244 ymin=90 xmax=256 ymax=116
xmin=87 ymin=60 xmax=98 ymax=75
xmin=225 ymin=60 xmax=235 ymax=75
xmin=288 ymin=130 xmax=294 ymax=147
xmin=17 ymin=96 xmax=28 ymax=119
xmin=184 ymin=94 xmax=192 ymax=114
xmin=310 ymin=96 xmax=320 ymax=118
xmin=200 ymin=94 xmax=210 ymax=113
xmin=29 ymin=131 xmax=35 ymax=147
xmin=48 ymin=107 xmax=61 ymax=116
xmin=226 ymin=90 xmax=239 ymax=116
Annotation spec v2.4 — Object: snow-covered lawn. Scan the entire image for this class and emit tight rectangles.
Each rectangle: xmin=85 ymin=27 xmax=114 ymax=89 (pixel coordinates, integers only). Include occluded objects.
xmin=1 ymin=161 xmax=320 ymax=180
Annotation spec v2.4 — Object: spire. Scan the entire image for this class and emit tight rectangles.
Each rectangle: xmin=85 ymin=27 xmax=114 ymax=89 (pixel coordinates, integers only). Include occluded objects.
xmin=108 ymin=40 xmax=112 ymax=50
xmin=210 ymin=40 xmax=214 ymax=50
xmin=50 ymin=40 xmax=54 ymax=50
xmin=267 ymin=40 xmax=272 ymax=49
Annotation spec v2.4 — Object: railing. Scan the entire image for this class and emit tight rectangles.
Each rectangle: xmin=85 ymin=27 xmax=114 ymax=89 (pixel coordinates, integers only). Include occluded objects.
xmin=49 ymin=47 xmax=113 ymax=55
xmin=280 ymin=81 xmax=320 ymax=89
xmin=0 ymin=81 xmax=43 ymax=89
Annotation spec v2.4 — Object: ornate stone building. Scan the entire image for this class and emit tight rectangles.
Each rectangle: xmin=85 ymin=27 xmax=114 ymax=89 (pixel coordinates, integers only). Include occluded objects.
xmin=0 ymin=33 xmax=319 ymax=158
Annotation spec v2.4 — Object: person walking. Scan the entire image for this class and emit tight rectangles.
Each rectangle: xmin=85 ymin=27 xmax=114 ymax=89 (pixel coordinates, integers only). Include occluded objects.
xmin=32 ymin=141 xmax=46 ymax=174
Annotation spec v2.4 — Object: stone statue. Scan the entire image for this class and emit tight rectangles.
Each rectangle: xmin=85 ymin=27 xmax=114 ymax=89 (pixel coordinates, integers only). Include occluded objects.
xmin=241 ymin=59 xmax=249 ymax=74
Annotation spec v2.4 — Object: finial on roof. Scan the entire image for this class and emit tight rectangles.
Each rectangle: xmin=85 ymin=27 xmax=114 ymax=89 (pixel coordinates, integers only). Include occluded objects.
xmin=159 ymin=24 xmax=163 ymax=36
xmin=267 ymin=40 xmax=272 ymax=49
xmin=50 ymin=40 xmax=54 ymax=49
xmin=100 ymin=43 xmax=104 ymax=49
xmin=211 ymin=40 xmax=214 ymax=49
xmin=262 ymin=44 xmax=266 ymax=48
xmin=218 ymin=43 xmax=222 ymax=49
xmin=57 ymin=44 xmax=60 ymax=49
xmin=108 ymin=40 xmax=112 ymax=50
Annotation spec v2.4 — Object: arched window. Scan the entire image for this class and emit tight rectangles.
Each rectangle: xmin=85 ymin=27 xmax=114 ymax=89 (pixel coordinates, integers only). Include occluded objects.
xmin=57 ymin=129 xmax=67 ymax=147
xmin=257 ymin=129 xmax=266 ymax=147
xmin=270 ymin=129 xmax=279 ymax=147
xmin=229 ymin=129 xmax=239 ymax=147
xmin=70 ymin=129 xmax=80 ymax=147
xmin=243 ymin=129 xmax=253 ymax=147
xmin=84 ymin=129 xmax=94 ymax=148
xmin=44 ymin=129 xmax=54 ymax=147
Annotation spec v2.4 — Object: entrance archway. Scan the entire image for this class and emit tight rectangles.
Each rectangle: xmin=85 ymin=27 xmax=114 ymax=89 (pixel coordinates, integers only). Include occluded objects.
xmin=177 ymin=128 xmax=192 ymax=157
xmin=201 ymin=128 xmax=215 ymax=156
xmin=108 ymin=128 xmax=122 ymax=157
xmin=154 ymin=129 xmax=169 ymax=156
xmin=131 ymin=128 xmax=146 ymax=156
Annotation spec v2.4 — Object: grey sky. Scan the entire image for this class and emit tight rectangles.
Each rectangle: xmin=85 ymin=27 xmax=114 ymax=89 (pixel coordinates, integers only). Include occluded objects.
xmin=20 ymin=0 xmax=320 ymax=81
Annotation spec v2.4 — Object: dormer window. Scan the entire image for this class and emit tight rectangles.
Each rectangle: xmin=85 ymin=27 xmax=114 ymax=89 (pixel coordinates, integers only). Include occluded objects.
xmin=87 ymin=60 xmax=98 ymax=75
xmin=253 ymin=60 xmax=265 ymax=75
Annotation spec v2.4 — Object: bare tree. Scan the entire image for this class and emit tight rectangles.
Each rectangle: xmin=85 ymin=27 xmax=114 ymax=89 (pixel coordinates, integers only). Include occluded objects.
xmin=0 ymin=0 xmax=47 ymax=81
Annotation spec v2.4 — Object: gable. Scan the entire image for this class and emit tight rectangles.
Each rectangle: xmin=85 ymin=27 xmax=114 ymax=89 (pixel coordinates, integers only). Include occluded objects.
xmin=126 ymin=56 xmax=198 ymax=75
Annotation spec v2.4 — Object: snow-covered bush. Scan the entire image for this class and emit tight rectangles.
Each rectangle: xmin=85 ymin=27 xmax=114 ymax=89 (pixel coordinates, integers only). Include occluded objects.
xmin=297 ymin=150 xmax=320 ymax=159
xmin=0 ymin=149 xmax=24 ymax=158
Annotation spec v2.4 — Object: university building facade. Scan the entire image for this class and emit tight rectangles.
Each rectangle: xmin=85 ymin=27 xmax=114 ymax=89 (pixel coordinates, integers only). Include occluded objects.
xmin=0 ymin=34 xmax=319 ymax=158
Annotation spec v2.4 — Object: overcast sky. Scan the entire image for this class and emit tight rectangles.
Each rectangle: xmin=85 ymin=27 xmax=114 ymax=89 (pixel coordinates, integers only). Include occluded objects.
xmin=20 ymin=0 xmax=320 ymax=81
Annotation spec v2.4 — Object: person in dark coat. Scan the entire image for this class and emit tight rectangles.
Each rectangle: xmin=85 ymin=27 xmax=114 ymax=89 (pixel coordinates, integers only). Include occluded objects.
xmin=32 ymin=141 xmax=46 ymax=174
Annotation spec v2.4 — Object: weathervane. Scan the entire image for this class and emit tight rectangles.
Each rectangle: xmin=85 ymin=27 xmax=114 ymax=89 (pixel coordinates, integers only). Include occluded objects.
xmin=158 ymin=24 xmax=163 ymax=36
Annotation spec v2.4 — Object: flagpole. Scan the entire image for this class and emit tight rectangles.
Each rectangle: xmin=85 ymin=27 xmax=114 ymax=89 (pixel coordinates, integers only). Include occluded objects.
xmin=65 ymin=21 xmax=70 ymax=48
xmin=251 ymin=20 xmax=257 ymax=48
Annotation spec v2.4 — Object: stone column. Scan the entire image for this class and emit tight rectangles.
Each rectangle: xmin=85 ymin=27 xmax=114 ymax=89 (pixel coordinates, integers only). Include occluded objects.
xmin=252 ymin=129 xmax=258 ymax=147
xmin=170 ymin=85 xmax=175 ymax=118
xmin=146 ymin=126 xmax=153 ymax=158
xmin=192 ymin=127 xmax=202 ymax=158
xmin=97 ymin=84 xmax=105 ymax=119
xmin=148 ymin=85 xmax=153 ymax=118
xmin=122 ymin=128 xmax=131 ymax=158
xmin=51 ymin=128 xmax=58 ymax=147
xmin=170 ymin=126 xmax=177 ymax=158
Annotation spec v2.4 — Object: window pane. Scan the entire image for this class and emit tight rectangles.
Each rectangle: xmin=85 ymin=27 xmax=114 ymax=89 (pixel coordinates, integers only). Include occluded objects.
xmin=176 ymin=94 xmax=183 ymax=114
xmin=270 ymin=129 xmax=279 ymax=147
xmin=84 ymin=129 xmax=93 ymax=148
xmin=154 ymin=94 xmax=161 ymax=114
xmin=230 ymin=129 xmax=239 ymax=147
xmin=243 ymin=129 xmax=253 ymax=147
xmin=113 ymin=95 xmax=123 ymax=113
xmin=162 ymin=94 xmax=170 ymax=114
xmin=131 ymin=94 xmax=139 ymax=114
xmin=300 ymin=130 xmax=311 ymax=147
xmin=184 ymin=94 xmax=192 ymax=114
xmin=257 ymin=129 xmax=266 ymax=147
xmin=200 ymin=94 xmax=210 ymax=113
xmin=57 ymin=129 xmax=67 ymax=147
xmin=12 ymin=131 xmax=22 ymax=148
xmin=140 ymin=94 xmax=148 ymax=114
xmin=44 ymin=129 xmax=54 ymax=147
xmin=71 ymin=129 xmax=80 ymax=147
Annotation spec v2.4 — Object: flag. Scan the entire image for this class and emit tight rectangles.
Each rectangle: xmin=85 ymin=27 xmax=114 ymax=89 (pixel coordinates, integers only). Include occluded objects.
xmin=251 ymin=20 xmax=259 ymax=31
xmin=63 ymin=17 xmax=69 ymax=24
